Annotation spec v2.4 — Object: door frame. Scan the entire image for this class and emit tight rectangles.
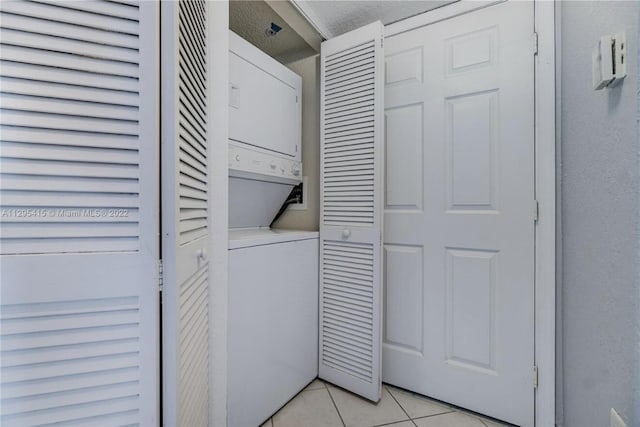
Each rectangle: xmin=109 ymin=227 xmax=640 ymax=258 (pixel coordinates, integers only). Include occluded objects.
xmin=385 ymin=1 xmax=556 ymax=426
xmin=208 ymin=2 xmax=230 ymax=426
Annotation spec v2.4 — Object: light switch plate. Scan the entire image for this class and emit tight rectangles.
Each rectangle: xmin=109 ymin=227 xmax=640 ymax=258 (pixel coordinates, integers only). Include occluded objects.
xmin=611 ymin=408 xmax=627 ymax=427
xmin=593 ymin=31 xmax=627 ymax=90
xmin=593 ymin=35 xmax=614 ymax=90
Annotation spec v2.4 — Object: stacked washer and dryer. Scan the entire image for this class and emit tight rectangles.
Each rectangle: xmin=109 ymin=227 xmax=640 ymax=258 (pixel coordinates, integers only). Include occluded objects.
xmin=227 ymin=32 xmax=319 ymax=427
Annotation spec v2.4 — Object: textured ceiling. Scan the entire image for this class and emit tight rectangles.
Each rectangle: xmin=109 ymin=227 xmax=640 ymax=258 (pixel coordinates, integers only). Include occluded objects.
xmin=293 ymin=0 xmax=457 ymax=38
xmin=229 ymin=0 xmax=458 ymax=62
xmin=229 ymin=0 xmax=317 ymax=63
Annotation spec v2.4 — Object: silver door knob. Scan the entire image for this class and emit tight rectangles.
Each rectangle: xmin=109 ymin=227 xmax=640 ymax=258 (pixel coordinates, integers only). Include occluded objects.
xmin=342 ymin=229 xmax=351 ymax=239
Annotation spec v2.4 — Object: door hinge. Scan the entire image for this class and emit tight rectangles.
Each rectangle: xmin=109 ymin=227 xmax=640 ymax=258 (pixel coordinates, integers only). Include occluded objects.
xmin=296 ymin=95 xmax=299 ymax=103
xmin=381 ymin=38 xmax=384 ymax=48
xmin=533 ymin=365 xmax=539 ymax=389
xmin=157 ymin=259 xmax=164 ymax=292
xmin=533 ymin=32 xmax=539 ymax=56
xmin=533 ymin=200 xmax=539 ymax=223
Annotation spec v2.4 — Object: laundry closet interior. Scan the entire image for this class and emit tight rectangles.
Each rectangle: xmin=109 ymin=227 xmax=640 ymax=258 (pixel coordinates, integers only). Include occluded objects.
xmin=0 ymin=1 xmax=552 ymax=426
xmin=223 ymin=0 xmax=384 ymax=424
xmin=218 ymin=1 xmax=544 ymax=426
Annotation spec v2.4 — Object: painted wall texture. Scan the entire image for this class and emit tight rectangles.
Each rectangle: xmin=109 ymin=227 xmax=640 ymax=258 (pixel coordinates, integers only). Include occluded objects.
xmin=559 ymin=2 xmax=639 ymax=426
xmin=275 ymin=54 xmax=321 ymax=231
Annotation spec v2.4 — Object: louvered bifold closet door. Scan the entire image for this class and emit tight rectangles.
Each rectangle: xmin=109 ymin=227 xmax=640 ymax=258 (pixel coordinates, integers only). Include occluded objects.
xmin=319 ymin=21 xmax=384 ymax=402
xmin=0 ymin=1 xmax=160 ymax=425
xmin=161 ymin=1 xmax=211 ymax=426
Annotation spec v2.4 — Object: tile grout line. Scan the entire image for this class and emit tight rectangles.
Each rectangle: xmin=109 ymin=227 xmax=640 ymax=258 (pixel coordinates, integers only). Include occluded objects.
xmin=325 ymin=383 xmax=347 ymax=427
xmin=371 ymin=421 xmax=416 ymax=427
xmin=410 ymin=410 xmax=456 ymax=420
xmin=385 ymin=384 xmax=463 ymax=424
xmin=411 ymin=411 xmax=496 ymax=426
xmin=384 ymin=385 xmax=418 ymax=427
xmin=271 ymin=379 xmax=325 ymax=427
xmin=451 ymin=407 xmax=507 ymax=427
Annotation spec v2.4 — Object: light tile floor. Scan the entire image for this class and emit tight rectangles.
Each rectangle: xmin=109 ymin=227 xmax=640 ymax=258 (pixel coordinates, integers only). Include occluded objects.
xmin=260 ymin=379 xmax=515 ymax=427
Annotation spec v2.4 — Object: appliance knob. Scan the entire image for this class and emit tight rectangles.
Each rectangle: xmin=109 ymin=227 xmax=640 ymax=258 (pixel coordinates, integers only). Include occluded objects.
xmin=292 ymin=165 xmax=301 ymax=176
xmin=342 ymin=229 xmax=351 ymax=239
xmin=270 ymin=161 xmax=277 ymax=169
xmin=235 ymin=154 xmax=240 ymax=162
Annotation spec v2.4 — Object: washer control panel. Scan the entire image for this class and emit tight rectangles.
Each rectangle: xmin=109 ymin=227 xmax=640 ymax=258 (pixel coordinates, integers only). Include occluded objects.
xmin=229 ymin=143 xmax=302 ymax=182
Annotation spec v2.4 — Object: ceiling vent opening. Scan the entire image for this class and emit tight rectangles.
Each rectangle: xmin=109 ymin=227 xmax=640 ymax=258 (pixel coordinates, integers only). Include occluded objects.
xmin=266 ymin=22 xmax=282 ymax=37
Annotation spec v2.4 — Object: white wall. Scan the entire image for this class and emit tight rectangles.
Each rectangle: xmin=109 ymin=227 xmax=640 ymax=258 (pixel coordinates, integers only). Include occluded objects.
xmin=559 ymin=2 xmax=639 ymax=426
xmin=274 ymin=54 xmax=321 ymax=231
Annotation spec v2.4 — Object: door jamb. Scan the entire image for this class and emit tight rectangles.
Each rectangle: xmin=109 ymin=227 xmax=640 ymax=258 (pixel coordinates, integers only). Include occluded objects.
xmin=208 ymin=2 xmax=230 ymax=426
xmin=385 ymin=1 xmax=557 ymax=426
xmin=533 ymin=2 xmax=556 ymax=426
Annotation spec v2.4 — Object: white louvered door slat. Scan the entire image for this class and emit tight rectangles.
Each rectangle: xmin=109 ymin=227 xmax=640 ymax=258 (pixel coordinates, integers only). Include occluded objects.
xmin=319 ymin=21 xmax=384 ymax=402
xmin=0 ymin=1 xmax=159 ymax=425
xmin=161 ymin=1 xmax=210 ymax=426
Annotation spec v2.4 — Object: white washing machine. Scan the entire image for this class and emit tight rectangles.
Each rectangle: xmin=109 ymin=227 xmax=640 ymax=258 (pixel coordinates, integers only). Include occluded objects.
xmin=228 ymin=228 xmax=318 ymax=427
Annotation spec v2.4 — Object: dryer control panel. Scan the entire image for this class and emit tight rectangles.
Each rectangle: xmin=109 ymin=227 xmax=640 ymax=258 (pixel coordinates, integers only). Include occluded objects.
xmin=229 ymin=143 xmax=302 ymax=184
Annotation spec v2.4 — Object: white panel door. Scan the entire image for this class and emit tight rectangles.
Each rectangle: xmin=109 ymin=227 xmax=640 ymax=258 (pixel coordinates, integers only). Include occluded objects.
xmin=319 ymin=21 xmax=384 ymax=402
xmin=383 ymin=2 xmax=535 ymax=426
xmin=0 ymin=1 xmax=159 ymax=425
xmin=161 ymin=1 xmax=211 ymax=426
